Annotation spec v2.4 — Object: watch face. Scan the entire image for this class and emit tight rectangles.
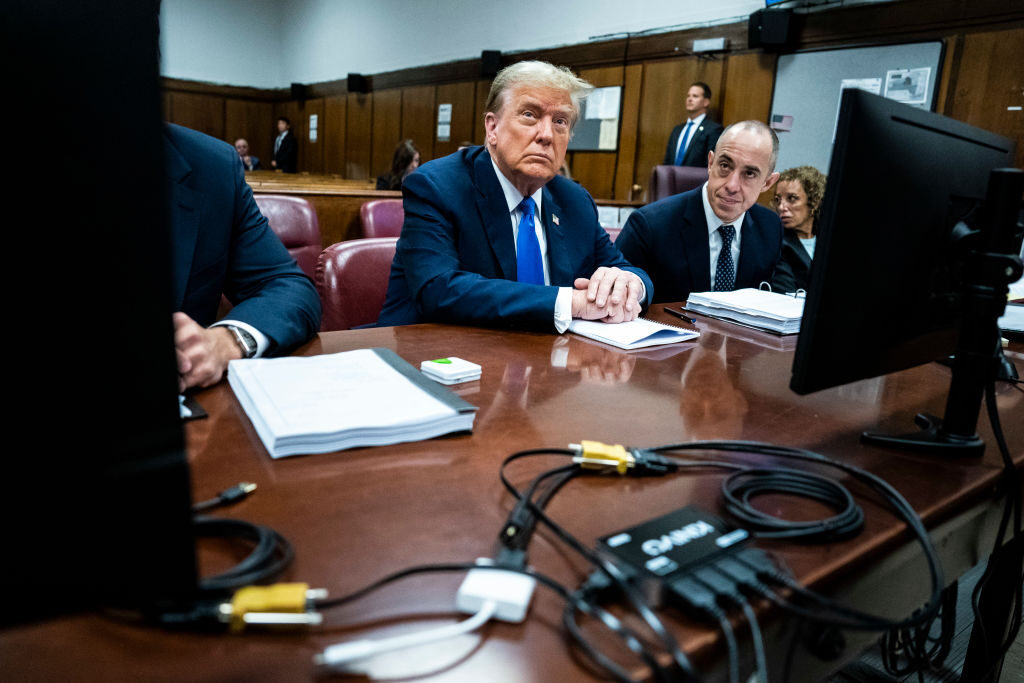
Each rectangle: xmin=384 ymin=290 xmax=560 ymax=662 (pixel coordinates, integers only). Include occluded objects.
xmin=229 ymin=325 xmax=257 ymax=357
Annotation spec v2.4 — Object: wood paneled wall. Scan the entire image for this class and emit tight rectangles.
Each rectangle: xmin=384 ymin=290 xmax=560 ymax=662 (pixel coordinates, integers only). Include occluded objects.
xmin=162 ymin=0 xmax=1023 ymax=198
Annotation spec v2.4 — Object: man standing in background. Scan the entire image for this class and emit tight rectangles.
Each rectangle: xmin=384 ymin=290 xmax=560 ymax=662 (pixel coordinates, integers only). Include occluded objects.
xmin=271 ymin=117 xmax=298 ymax=173
xmin=664 ymin=82 xmax=724 ymax=168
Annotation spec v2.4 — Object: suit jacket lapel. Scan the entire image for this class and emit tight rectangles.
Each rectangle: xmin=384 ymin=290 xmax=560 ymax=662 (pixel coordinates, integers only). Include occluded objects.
xmin=473 ymin=151 xmax=517 ymax=279
xmin=164 ymin=132 xmax=200 ymax=310
xmin=682 ymin=191 xmax=712 ymax=292
xmin=542 ymin=187 xmax=571 ymax=285
xmin=683 ymin=124 xmax=707 ymax=166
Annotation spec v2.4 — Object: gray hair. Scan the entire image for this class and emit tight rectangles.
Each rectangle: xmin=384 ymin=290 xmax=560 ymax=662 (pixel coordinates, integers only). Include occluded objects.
xmin=716 ymin=120 xmax=780 ymax=173
xmin=484 ymin=60 xmax=593 ymax=128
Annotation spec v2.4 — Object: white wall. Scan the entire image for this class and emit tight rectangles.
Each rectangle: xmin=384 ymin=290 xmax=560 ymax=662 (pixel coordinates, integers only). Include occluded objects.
xmin=160 ymin=0 xmax=767 ymax=88
xmin=160 ymin=0 xmax=286 ymax=88
xmin=279 ymin=0 xmax=766 ymax=85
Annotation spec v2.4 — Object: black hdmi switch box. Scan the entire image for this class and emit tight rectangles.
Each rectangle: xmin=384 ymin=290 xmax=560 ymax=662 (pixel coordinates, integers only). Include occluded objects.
xmin=596 ymin=506 xmax=749 ymax=606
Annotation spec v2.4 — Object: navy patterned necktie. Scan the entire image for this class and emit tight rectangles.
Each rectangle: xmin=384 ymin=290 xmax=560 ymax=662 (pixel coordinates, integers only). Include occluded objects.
xmin=516 ymin=197 xmax=544 ymax=285
xmin=714 ymin=224 xmax=736 ymax=291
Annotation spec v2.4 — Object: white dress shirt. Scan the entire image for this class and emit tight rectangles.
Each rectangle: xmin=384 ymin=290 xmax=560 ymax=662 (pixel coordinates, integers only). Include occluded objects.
xmin=701 ymin=181 xmax=746 ymax=290
xmin=490 ymin=158 xmax=574 ymax=332
xmin=673 ymin=113 xmax=706 ymax=163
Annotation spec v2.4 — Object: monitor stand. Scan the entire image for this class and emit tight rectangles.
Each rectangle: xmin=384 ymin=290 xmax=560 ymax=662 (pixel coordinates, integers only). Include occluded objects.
xmin=862 ymin=168 xmax=1024 ymax=456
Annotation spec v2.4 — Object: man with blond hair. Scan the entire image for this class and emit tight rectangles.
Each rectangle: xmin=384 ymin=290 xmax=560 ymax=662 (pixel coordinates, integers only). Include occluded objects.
xmin=379 ymin=60 xmax=652 ymax=330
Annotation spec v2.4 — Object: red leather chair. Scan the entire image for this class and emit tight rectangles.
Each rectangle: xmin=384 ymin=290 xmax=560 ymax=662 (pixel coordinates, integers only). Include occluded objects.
xmin=604 ymin=226 xmax=622 ymax=243
xmin=253 ymin=194 xmax=322 ymax=279
xmin=315 ymin=238 xmax=398 ymax=331
xmin=360 ymin=199 xmax=405 ymax=238
xmin=647 ymin=165 xmax=709 ymax=203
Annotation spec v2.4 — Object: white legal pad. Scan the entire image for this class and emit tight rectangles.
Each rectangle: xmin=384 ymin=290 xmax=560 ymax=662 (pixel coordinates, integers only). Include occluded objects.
xmin=227 ymin=348 xmax=478 ymax=458
xmin=568 ymin=317 xmax=700 ymax=350
xmin=685 ymin=289 xmax=805 ymax=335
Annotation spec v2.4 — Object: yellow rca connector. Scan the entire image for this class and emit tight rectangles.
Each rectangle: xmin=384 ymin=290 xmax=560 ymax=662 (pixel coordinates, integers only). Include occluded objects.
xmin=570 ymin=440 xmax=635 ymax=474
xmin=221 ymin=583 xmax=327 ymax=632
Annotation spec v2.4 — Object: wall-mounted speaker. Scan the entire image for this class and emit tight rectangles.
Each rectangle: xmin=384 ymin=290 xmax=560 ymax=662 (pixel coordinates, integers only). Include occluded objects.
xmin=748 ymin=9 xmax=793 ymax=51
xmin=290 ymin=82 xmax=307 ymax=101
xmin=347 ymin=73 xmax=369 ymax=94
xmin=481 ymin=50 xmax=501 ymax=78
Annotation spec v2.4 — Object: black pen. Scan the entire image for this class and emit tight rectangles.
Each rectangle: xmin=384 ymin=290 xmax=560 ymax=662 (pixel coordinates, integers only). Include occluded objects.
xmin=663 ymin=306 xmax=696 ymax=324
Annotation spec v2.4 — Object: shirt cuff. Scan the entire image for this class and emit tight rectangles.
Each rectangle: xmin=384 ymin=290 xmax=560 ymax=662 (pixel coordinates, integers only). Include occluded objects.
xmin=211 ymin=319 xmax=270 ymax=358
xmin=554 ymin=287 xmax=573 ymax=334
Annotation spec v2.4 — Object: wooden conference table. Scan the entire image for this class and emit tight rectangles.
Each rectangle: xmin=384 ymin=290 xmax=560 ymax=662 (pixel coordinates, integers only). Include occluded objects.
xmin=3 ymin=309 xmax=1022 ymax=682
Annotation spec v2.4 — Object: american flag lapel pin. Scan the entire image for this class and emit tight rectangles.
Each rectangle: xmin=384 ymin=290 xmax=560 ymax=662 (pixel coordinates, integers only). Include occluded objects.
xmin=552 ymin=214 xmax=560 ymax=225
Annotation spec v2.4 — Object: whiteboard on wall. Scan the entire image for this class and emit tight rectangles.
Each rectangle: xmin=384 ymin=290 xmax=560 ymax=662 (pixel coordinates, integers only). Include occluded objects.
xmin=769 ymin=41 xmax=943 ymax=175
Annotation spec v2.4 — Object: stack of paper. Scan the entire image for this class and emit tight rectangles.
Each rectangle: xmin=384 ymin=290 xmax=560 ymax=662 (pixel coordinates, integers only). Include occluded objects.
xmin=228 ymin=348 xmax=478 ymax=458
xmin=685 ymin=289 xmax=804 ymax=335
xmin=568 ymin=317 xmax=700 ymax=350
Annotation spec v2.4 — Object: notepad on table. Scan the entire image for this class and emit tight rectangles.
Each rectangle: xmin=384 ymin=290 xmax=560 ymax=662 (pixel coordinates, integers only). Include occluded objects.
xmin=227 ymin=348 xmax=478 ymax=458
xmin=568 ymin=317 xmax=700 ymax=350
xmin=685 ymin=288 xmax=804 ymax=335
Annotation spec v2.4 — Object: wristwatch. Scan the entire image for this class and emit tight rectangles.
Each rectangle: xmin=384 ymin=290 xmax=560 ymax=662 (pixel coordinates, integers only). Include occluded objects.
xmin=225 ymin=325 xmax=257 ymax=358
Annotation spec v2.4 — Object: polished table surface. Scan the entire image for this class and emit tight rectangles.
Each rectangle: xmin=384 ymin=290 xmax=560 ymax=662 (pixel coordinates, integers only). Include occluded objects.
xmin=3 ymin=309 xmax=1022 ymax=682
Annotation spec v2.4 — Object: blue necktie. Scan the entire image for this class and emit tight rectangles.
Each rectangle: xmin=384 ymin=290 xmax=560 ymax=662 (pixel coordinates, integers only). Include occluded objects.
xmin=516 ymin=197 xmax=544 ymax=285
xmin=674 ymin=120 xmax=694 ymax=165
xmin=714 ymin=224 xmax=736 ymax=291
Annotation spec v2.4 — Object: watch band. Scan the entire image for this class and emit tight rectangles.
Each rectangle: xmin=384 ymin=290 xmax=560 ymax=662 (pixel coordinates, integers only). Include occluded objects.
xmin=225 ymin=324 xmax=257 ymax=358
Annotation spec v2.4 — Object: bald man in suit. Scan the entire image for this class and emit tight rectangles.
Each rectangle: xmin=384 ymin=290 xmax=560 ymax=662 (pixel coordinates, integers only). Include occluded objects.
xmin=620 ymin=121 xmax=783 ymax=303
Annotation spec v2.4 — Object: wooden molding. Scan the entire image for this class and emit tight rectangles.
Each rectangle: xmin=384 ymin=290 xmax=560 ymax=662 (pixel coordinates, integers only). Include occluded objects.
xmin=161 ymin=76 xmax=284 ymax=101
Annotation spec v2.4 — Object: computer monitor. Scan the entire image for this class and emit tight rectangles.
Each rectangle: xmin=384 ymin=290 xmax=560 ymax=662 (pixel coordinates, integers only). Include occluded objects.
xmin=2 ymin=1 xmax=198 ymax=623
xmin=790 ymin=89 xmax=1022 ymax=455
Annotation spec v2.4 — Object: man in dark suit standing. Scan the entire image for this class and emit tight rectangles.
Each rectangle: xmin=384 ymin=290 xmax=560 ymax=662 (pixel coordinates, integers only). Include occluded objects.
xmin=618 ymin=121 xmax=783 ymax=303
xmin=379 ymin=60 xmax=652 ymax=331
xmin=166 ymin=123 xmax=320 ymax=390
xmin=271 ymin=116 xmax=298 ymax=173
xmin=663 ymin=82 xmax=725 ymax=168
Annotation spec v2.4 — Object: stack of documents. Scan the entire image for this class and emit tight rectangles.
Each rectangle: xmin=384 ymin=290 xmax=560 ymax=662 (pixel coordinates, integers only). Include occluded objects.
xmin=568 ymin=317 xmax=700 ymax=350
xmin=228 ymin=348 xmax=478 ymax=458
xmin=685 ymin=289 xmax=804 ymax=335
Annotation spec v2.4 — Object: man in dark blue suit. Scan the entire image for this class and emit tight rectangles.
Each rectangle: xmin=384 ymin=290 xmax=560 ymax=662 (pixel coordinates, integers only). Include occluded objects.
xmin=379 ymin=60 xmax=653 ymax=331
xmin=663 ymin=82 xmax=724 ymax=168
xmin=166 ymin=123 xmax=321 ymax=390
xmin=618 ymin=121 xmax=783 ymax=304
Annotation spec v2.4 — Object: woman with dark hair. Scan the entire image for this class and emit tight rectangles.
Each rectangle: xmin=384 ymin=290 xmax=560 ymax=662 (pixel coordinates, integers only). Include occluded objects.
xmin=376 ymin=139 xmax=421 ymax=190
xmin=770 ymin=165 xmax=827 ymax=293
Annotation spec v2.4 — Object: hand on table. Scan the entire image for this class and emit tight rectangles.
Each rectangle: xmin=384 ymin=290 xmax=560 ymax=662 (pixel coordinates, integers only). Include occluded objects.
xmin=571 ymin=266 xmax=643 ymax=323
xmin=173 ymin=312 xmax=242 ymax=392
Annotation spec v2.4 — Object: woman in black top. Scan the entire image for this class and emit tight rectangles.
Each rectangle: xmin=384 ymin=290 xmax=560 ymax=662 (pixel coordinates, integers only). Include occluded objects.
xmin=376 ymin=139 xmax=421 ymax=190
xmin=770 ymin=166 xmax=826 ymax=293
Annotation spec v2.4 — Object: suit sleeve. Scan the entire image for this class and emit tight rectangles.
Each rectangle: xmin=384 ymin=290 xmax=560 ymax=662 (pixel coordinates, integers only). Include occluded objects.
xmin=663 ymin=126 xmax=679 ymax=165
xmin=706 ymin=123 xmax=724 ymax=155
xmin=770 ymin=249 xmax=798 ymax=294
xmin=615 ymin=210 xmax=656 ymax=280
xmin=397 ymin=170 xmax=560 ymax=331
xmin=587 ymin=213 xmax=655 ymax=310
xmin=221 ymin=162 xmax=321 ymax=353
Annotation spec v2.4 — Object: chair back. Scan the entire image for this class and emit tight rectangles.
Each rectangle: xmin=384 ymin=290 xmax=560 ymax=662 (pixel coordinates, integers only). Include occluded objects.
xmin=315 ymin=238 xmax=398 ymax=331
xmin=360 ymin=199 xmax=405 ymax=238
xmin=253 ymin=194 xmax=322 ymax=279
xmin=604 ymin=226 xmax=622 ymax=243
xmin=648 ymin=165 xmax=709 ymax=203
